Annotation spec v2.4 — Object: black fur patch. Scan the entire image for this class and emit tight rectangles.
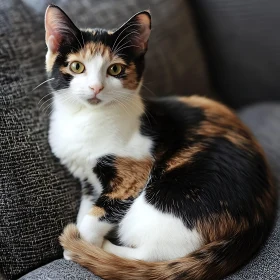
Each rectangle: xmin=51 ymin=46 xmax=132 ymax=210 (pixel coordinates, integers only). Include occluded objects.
xmin=93 ymin=155 xmax=134 ymax=224
xmin=141 ymin=98 xmax=274 ymax=230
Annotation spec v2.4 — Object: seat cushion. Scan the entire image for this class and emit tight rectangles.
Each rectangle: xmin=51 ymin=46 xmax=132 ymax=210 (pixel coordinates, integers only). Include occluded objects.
xmin=20 ymin=103 xmax=280 ymax=280
xmin=19 ymin=259 xmax=100 ymax=280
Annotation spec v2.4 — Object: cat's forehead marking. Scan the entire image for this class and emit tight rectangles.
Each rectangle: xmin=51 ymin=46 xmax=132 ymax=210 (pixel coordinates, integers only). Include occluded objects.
xmin=67 ymin=42 xmax=112 ymax=62
xmin=59 ymin=42 xmax=127 ymax=75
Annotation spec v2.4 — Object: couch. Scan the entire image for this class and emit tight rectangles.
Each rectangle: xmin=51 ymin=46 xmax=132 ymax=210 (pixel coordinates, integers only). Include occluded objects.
xmin=0 ymin=0 xmax=279 ymax=279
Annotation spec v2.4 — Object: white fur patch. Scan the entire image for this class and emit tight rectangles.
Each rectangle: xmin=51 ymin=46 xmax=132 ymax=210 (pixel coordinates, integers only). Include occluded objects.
xmin=76 ymin=195 xmax=93 ymax=227
xmin=118 ymin=193 xmax=203 ymax=261
xmin=49 ymin=92 xmax=152 ymax=195
xmin=78 ymin=214 xmax=112 ymax=247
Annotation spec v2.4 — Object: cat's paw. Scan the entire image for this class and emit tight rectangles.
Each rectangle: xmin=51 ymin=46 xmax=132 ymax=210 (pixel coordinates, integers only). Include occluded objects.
xmin=63 ymin=249 xmax=73 ymax=261
xmin=78 ymin=214 xmax=104 ymax=247
xmin=59 ymin=223 xmax=80 ymax=261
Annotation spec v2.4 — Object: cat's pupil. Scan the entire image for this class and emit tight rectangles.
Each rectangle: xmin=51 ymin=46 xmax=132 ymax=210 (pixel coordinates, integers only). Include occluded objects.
xmin=113 ymin=65 xmax=117 ymax=72
xmin=75 ymin=63 xmax=80 ymax=70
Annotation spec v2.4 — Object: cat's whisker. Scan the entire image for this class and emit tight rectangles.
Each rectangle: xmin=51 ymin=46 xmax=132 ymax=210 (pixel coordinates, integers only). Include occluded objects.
xmin=114 ymin=93 xmax=154 ymax=125
xmin=114 ymin=44 xmax=140 ymax=55
xmin=37 ymin=92 xmax=54 ymax=105
xmin=141 ymin=84 xmax=157 ymax=97
xmin=112 ymin=97 xmax=130 ymax=116
xmin=112 ymin=23 xmax=142 ymax=52
xmin=112 ymin=40 xmax=132 ymax=56
xmin=41 ymin=92 xmax=69 ymax=113
xmin=113 ymin=30 xmax=140 ymax=54
xmin=60 ymin=27 xmax=83 ymax=50
xmin=39 ymin=96 xmax=55 ymax=110
xmin=32 ymin=78 xmax=54 ymax=91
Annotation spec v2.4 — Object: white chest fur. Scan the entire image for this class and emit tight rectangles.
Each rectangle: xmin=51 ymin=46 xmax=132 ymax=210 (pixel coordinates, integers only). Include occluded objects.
xmin=48 ymin=95 xmax=152 ymax=194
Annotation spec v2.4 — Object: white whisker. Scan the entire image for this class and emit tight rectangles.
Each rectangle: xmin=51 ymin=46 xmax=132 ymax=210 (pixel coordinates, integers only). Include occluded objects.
xmin=112 ymin=23 xmax=142 ymax=52
xmin=113 ymin=30 xmax=140 ymax=54
xmin=33 ymin=78 xmax=54 ymax=91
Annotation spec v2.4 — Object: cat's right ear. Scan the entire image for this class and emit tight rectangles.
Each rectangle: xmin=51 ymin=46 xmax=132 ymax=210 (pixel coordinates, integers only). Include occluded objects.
xmin=45 ymin=5 xmax=80 ymax=53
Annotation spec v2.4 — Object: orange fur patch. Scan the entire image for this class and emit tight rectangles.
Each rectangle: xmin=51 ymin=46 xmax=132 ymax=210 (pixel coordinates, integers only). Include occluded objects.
xmin=122 ymin=63 xmax=139 ymax=90
xmin=197 ymin=213 xmax=249 ymax=243
xmin=107 ymin=157 xmax=153 ymax=200
xmin=89 ymin=206 xmax=106 ymax=217
xmin=179 ymin=96 xmax=255 ymax=149
xmin=165 ymin=143 xmax=205 ymax=172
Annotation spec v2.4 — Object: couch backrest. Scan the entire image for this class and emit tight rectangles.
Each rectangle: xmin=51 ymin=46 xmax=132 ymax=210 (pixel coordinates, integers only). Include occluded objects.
xmin=191 ymin=0 xmax=280 ymax=108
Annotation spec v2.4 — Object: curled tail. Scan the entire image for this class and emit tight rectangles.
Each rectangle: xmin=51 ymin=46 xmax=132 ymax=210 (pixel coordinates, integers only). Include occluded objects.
xmin=60 ymin=223 xmax=268 ymax=280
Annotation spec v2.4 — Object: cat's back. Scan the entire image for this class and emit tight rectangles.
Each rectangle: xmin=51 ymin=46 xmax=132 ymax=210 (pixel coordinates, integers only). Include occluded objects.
xmin=141 ymin=95 xmax=276 ymax=230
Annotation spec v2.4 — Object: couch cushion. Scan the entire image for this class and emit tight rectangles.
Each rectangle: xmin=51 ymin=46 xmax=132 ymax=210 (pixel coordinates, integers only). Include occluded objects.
xmin=19 ymin=259 xmax=100 ymax=280
xmin=0 ymin=1 xmax=81 ymax=279
xmin=20 ymin=103 xmax=280 ymax=279
xmin=0 ymin=0 xmax=212 ymax=279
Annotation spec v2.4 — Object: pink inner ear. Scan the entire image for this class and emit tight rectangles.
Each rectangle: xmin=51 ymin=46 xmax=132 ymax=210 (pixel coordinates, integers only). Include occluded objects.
xmin=45 ymin=6 xmax=64 ymax=53
xmin=46 ymin=34 xmax=60 ymax=53
xmin=134 ymin=13 xmax=151 ymax=51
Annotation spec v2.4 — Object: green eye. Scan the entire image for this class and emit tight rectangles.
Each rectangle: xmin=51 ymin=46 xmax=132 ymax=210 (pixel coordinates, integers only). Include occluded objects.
xmin=70 ymin=61 xmax=85 ymax=74
xmin=108 ymin=64 xmax=123 ymax=76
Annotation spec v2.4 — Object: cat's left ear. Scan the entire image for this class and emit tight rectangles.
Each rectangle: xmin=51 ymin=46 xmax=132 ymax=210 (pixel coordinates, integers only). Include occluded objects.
xmin=45 ymin=5 xmax=81 ymax=53
xmin=112 ymin=11 xmax=151 ymax=55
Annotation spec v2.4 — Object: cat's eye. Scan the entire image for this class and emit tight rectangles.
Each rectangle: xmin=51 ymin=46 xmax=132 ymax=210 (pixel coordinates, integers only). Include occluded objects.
xmin=108 ymin=64 xmax=123 ymax=76
xmin=70 ymin=61 xmax=85 ymax=74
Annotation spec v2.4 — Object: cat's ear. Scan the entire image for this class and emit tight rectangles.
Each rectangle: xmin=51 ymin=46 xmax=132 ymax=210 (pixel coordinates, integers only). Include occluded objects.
xmin=45 ymin=5 xmax=81 ymax=53
xmin=112 ymin=11 xmax=151 ymax=55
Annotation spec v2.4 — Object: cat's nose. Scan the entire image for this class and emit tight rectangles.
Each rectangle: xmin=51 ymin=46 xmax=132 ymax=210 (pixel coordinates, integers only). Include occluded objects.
xmin=89 ymin=84 xmax=104 ymax=96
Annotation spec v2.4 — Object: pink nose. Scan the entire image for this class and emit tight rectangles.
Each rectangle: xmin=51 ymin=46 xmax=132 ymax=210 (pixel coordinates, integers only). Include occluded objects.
xmin=89 ymin=84 xmax=104 ymax=96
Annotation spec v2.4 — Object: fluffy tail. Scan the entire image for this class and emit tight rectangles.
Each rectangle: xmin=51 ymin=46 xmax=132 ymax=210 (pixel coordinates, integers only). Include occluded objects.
xmin=60 ymin=224 xmax=266 ymax=280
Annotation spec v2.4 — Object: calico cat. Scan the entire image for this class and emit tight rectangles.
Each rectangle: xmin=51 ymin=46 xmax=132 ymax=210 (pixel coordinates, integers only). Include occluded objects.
xmin=44 ymin=5 xmax=277 ymax=280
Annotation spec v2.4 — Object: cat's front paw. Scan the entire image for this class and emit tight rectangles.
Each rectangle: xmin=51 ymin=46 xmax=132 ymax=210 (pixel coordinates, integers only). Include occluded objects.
xmin=78 ymin=214 xmax=104 ymax=247
xmin=63 ymin=249 xmax=73 ymax=261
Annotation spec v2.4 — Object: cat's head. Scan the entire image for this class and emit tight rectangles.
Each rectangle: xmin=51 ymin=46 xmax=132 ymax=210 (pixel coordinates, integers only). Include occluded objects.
xmin=44 ymin=5 xmax=151 ymax=108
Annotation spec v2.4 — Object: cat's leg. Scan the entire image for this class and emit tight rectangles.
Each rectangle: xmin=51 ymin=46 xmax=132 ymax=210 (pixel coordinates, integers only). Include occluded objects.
xmin=78 ymin=195 xmax=131 ymax=248
xmin=102 ymin=240 xmax=148 ymax=260
xmin=64 ymin=181 xmax=97 ymax=260
xmin=76 ymin=195 xmax=93 ymax=227
xmin=100 ymin=193 xmax=203 ymax=262
xmin=76 ymin=181 xmax=96 ymax=227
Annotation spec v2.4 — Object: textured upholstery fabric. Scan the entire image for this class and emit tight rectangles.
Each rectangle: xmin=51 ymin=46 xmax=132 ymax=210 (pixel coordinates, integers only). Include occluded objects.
xmin=0 ymin=1 xmax=81 ymax=279
xmin=20 ymin=104 xmax=280 ymax=280
xmin=0 ymin=0 xmax=212 ymax=279
xmin=191 ymin=0 xmax=280 ymax=108
xmin=20 ymin=259 xmax=101 ymax=280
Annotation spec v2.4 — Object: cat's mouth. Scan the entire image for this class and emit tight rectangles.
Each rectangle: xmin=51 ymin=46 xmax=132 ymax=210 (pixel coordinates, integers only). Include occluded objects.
xmin=87 ymin=97 xmax=101 ymax=105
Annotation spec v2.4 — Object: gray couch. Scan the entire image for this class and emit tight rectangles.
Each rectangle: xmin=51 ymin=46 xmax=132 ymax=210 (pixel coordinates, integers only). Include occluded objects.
xmin=0 ymin=0 xmax=279 ymax=279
